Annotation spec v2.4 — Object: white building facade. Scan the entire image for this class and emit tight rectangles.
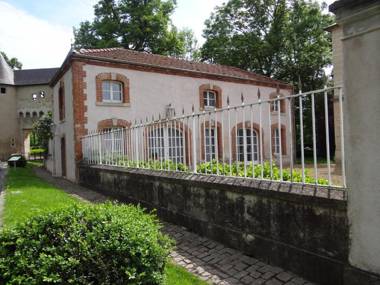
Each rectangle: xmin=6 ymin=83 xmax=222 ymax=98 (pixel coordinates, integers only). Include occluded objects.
xmin=48 ymin=48 xmax=293 ymax=181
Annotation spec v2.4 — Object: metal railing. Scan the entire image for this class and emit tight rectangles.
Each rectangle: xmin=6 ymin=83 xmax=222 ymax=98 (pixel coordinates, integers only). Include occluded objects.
xmin=82 ymin=86 xmax=346 ymax=189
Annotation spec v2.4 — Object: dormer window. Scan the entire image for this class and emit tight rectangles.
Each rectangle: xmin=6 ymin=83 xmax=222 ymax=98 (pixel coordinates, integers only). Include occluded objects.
xmin=203 ymin=90 xmax=216 ymax=108
xmin=102 ymin=81 xmax=123 ymax=103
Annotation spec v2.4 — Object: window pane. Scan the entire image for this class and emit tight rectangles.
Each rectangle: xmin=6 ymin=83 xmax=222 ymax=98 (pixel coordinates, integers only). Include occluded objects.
xmin=112 ymin=90 xmax=122 ymax=101
xmin=102 ymin=81 xmax=111 ymax=100
xmin=205 ymin=128 xmax=215 ymax=160
xmin=112 ymin=82 xmax=122 ymax=92
xmin=237 ymin=129 xmax=259 ymax=162
xmin=204 ymin=91 xmax=216 ymax=107
xmin=274 ymin=129 xmax=280 ymax=154
xmin=111 ymin=82 xmax=122 ymax=102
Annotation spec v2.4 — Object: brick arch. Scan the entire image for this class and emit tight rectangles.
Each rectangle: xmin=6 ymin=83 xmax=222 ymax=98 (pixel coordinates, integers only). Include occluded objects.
xmin=231 ymin=122 xmax=265 ymax=161
xmin=97 ymin=118 xmax=131 ymax=130
xmin=96 ymin=72 xmax=130 ymax=104
xmin=199 ymin=84 xmax=222 ymax=110
xmin=271 ymin=123 xmax=287 ymax=155
xmin=269 ymin=92 xmax=286 ymax=113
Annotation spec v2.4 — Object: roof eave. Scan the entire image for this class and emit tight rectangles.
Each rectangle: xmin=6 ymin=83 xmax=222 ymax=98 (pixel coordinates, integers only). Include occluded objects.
xmin=50 ymin=50 xmax=293 ymax=90
xmin=74 ymin=53 xmax=293 ymax=89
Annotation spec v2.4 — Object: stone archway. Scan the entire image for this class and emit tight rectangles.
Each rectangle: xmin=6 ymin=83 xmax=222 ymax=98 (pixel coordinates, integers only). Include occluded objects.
xmin=22 ymin=129 xmax=32 ymax=159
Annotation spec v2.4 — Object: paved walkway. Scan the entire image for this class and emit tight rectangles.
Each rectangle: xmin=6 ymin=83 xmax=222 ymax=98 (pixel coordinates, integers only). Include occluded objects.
xmin=0 ymin=162 xmax=7 ymax=226
xmin=34 ymin=167 xmax=315 ymax=285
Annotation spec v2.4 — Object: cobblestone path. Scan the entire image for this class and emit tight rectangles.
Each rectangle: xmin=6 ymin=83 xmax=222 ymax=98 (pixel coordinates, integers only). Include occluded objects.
xmin=34 ymin=167 xmax=316 ymax=285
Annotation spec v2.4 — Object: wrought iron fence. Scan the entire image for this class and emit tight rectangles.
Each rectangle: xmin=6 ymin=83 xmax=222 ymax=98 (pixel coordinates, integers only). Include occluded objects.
xmin=82 ymin=86 xmax=346 ymax=189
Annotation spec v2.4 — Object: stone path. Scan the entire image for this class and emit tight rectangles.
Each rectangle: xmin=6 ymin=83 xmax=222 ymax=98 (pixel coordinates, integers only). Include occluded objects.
xmin=34 ymin=167 xmax=315 ymax=285
xmin=0 ymin=162 xmax=7 ymax=226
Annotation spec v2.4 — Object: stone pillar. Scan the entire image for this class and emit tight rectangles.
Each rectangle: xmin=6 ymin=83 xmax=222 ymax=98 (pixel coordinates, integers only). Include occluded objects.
xmin=327 ymin=24 xmax=344 ymax=174
xmin=330 ymin=0 xmax=380 ymax=281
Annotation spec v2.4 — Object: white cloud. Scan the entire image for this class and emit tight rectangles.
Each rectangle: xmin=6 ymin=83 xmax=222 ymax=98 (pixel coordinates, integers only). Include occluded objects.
xmin=0 ymin=1 xmax=72 ymax=69
xmin=172 ymin=0 xmax=226 ymax=44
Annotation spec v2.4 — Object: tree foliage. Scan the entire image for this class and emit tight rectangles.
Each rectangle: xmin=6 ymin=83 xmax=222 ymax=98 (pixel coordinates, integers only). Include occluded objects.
xmin=32 ymin=112 xmax=53 ymax=151
xmin=0 ymin=51 xmax=22 ymax=70
xmin=201 ymin=0 xmax=335 ymax=158
xmin=74 ymin=0 xmax=197 ymax=58
xmin=201 ymin=0 xmax=334 ymax=91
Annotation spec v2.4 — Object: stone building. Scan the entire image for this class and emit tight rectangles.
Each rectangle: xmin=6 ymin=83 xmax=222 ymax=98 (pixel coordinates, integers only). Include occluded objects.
xmin=47 ymin=48 xmax=293 ymax=181
xmin=0 ymin=54 xmax=58 ymax=160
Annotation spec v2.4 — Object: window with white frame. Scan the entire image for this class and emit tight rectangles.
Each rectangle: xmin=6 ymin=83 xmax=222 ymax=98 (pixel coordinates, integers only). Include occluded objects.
xmin=274 ymin=128 xmax=281 ymax=155
xmin=149 ymin=127 xmax=184 ymax=163
xmin=102 ymin=128 xmax=123 ymax=159
xmin=272 ymin=100 xmax=280 ymax=112
xmin=205 ymin=128 xmax=216 ymax=161
xmin=203 ymin=90 xmax=216 ymax=108
xmin=102 ymin=81 xmax=123 ymax=103
xmin=237 ymin=128 xmax=259 ymax=162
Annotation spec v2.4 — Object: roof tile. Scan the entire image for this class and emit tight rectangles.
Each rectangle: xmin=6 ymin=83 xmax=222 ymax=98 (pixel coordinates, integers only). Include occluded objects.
xmin=75 ymin=48 xmax=290 ymax=87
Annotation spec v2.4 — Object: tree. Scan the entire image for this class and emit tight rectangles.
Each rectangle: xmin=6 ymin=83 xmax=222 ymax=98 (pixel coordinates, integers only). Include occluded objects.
xmin=0 ymin=52 xmax=22 ymax=69
xmin=201 ymin=0 xmax=333 ymax=91
xmin=74 ymin=0 xmax=197 ymax=58
xmin=32 ymin=112 xmax=53 ymax=154
xmin=201 ymin=0 xmax=288 ymax=77
xmin=201 ymin=0 xmax=335 ymax=159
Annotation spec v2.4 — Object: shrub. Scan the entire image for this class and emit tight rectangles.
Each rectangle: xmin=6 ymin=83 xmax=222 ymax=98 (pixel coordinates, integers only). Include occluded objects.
xmin=29 ymin=148 xmax=46 ymax=155
xmin=196 ymin=160 xmax=328 ymax=185
xmin=0 ymin=203 xmax=173 ymax=285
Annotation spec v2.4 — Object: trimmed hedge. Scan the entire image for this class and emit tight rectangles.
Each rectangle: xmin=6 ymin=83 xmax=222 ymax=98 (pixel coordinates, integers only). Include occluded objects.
xmin=0 ymin=203 xmax=173 ymax=284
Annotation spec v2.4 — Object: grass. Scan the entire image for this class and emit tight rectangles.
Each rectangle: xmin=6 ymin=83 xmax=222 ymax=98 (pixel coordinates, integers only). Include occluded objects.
xmin=165 ymin=263 xmax=208 ymax=285
xmin=2 ymin=162 xmax=207 ymax=285
xmin=3 ymin=163 xmax=78 ymax=227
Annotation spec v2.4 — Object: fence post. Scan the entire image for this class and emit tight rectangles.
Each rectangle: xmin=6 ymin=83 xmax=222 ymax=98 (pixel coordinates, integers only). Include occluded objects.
xmin=98 ymin=131 xmax=102 ymax=164
xmin=192 ymin=105 xmax=197 ymax=173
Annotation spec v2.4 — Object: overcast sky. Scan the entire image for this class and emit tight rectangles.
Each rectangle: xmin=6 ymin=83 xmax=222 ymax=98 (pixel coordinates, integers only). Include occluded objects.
xmin=0 ymin=0 xmax=336 ymax=69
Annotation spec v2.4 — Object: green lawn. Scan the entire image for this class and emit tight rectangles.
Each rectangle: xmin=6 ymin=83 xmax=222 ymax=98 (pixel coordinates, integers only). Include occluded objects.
xmin=3 ymin=164 xmax=79 ymax=227
xmin=2 ymin=163 xmax=207 ymax=285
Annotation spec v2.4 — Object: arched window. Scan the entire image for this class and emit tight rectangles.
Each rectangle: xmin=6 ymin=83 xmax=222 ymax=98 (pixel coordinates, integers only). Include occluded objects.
xmin=199 ymin=84 xmax=222 ymax=110
xmin=96 ymin=73 xmax=130 ymax=104
xmin=237 ymin=128 xmax=259 ymax=162
xmin=205 ymin=127 xmax=216 ymax=161
xmin=102 ymin=81 xmax=123 ymax=103
xmin=149 ymin=127 xmax=184 ymax=163
xmin=271 ymin=125 xmax=287 ymax=155
xmin=102 ymin=128 xmax=124 ymax=157
xmin=270 ymin=93 xmax=286 ymax=113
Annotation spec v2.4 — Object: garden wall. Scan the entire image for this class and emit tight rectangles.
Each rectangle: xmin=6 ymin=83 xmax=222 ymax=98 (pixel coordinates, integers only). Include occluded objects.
xmin=78 ymin=164 xmax=348 ymax=285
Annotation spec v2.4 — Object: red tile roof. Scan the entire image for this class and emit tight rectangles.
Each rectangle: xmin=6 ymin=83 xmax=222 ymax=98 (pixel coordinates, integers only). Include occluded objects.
xmin=73 ymin=48 xmax=291 ymax=89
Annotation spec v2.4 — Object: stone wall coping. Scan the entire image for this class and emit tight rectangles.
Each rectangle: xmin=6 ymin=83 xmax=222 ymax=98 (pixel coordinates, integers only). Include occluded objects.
xmin=81 ymin=164 xmax=347 ymax=208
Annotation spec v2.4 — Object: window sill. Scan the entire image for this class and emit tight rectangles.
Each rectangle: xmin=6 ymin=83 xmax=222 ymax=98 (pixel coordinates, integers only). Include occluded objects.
xmin=201 ymin=106 xmax=219 ymax=112
xmin=96 ymin=102 xmax=130 ymax=107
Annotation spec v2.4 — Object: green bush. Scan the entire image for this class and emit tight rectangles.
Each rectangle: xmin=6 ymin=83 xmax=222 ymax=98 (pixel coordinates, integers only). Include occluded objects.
xmin=196 ymin=160 xmax=328 ymax=185
xmin=29 ymin=148 xmax=46 ymax=155
xmin=0 ymin=203 xmax=173 ymax=285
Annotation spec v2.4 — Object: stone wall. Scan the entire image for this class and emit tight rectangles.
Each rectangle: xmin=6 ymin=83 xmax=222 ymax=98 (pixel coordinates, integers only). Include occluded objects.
xmin=79 ymin=165 xmax=348 ymax=285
